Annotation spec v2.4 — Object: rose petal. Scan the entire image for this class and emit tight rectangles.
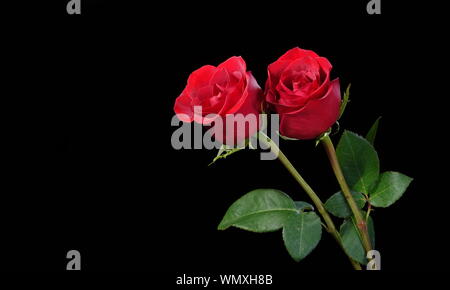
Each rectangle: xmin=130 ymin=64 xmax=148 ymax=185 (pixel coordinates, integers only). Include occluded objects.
xmin=214 ymin=72 xmax=263 ymax=145
xmin=209 ymin=68 xmax=230 ymax=88
xmin=174 ymin=90 xmax=194 ymax=122
xmin=186 ymin=65 xmax=217 ymax=89
xmin=267 ymin=60 xmax=291 ymax=89
xmin=316 ymin=56 xmax=332 ymax=73
xmin=279 ymin=78 xmax=341 ymax=140
xmin=276 ymin=47 xmax=319 ymax=62
xmin=228 ymin=72 xmax=262 ymax=115
xmin=218 ymin=56 xmax=246 ymax=74
xmin=267 ymin=48 xmax=319 ymax=90
xmin=275 ymin=81 xmax=311 ymax=108
xmin=190 ymin=85 xmax=224 ymax=116
xmin=266 ymin=49 xmax=325 ymax=105
xmin=282 ymin=56 xmax=321 ymax=77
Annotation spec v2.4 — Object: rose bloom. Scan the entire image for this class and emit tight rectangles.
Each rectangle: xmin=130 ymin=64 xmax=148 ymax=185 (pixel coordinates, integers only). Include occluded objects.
xmin=265 ymin=47 xmax=341 ymax=140
xmin=174 ymin=56 xmax=262 ymax=146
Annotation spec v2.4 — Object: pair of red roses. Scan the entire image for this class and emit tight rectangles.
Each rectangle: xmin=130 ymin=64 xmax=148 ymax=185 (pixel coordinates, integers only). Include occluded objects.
xmin=174 ymin=47 xmax=341 ymax=144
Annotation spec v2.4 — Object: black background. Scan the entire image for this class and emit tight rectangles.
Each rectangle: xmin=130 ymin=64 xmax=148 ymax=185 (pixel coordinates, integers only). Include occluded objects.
xmin=2 ymin=0 xmax=447 ymax=277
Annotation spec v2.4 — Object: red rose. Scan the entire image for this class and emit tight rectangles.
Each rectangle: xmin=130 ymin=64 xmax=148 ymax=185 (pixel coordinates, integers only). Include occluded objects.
xmin=265 ymin=47 xmax=341 ymax=140
xmin=174 ymin=56 xmax=262 ymax=145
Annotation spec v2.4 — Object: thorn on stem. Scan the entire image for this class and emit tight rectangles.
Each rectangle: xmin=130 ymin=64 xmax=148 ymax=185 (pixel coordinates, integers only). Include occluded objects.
xmin=357 ymin=221 xmax=367 ymax=232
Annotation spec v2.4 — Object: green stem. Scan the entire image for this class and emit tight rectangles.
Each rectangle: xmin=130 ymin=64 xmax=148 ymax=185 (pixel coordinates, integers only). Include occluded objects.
xmin=258 ymin=133 xmax=361 ymax=270
xmin=321 ymin=135 xmax=373 ymax=255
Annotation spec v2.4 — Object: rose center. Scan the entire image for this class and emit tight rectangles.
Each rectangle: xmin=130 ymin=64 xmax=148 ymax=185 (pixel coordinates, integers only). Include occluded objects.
xmin=291 ymin=70 xmax=316 ymax=93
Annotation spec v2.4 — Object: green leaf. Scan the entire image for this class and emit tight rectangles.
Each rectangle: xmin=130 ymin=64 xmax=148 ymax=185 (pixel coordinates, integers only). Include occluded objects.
xmin=369 ymin=171 xmax=413 ymax=208
xmin=366 ymin=117 xmax=381 ymax=146
xmin=324 ymin=191 xmax=366 ymax=218
xmin=339 ymin=83 xmax=351 ymax=119
xmin=218 ymin=189 xmax=297 ymax=232
xmin=340 ymin=215 xmax=375 ymax=265
xmin=209 ymin=144 xmax=244 ymax=166
xmin=282 ymin=211 xmax=322 ymax=262
xmin=218 ymin=190 xmax=323 ymax=262
xmin=336 ymin=131 xmax=380 ymax=194
xmin=294 ymin=201 xmax=314 ymax=212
